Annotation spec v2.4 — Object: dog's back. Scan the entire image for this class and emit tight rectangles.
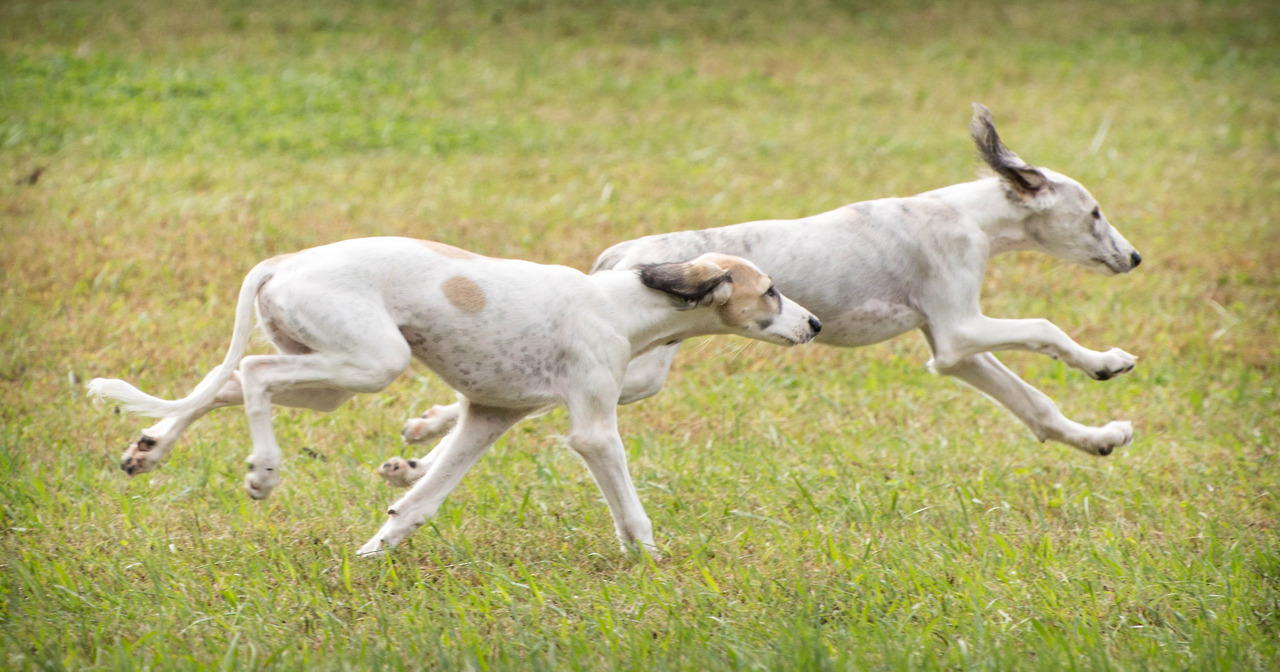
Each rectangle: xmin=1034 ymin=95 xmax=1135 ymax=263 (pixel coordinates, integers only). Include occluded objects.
xmin=260 ymin=237 xmax=595 ymax=407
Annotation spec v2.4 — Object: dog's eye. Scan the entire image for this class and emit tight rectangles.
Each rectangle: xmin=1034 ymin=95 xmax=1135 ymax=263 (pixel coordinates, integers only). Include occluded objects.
xmin=764 ymin=286 xmax=777 ymax=298
xmin=1091 ymin=207 xmax=1101 ymax=219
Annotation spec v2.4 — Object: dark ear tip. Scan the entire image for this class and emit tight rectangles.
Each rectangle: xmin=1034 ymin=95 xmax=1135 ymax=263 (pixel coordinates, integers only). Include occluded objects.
xmin=970 ymin=103 xmax=995 ymax=133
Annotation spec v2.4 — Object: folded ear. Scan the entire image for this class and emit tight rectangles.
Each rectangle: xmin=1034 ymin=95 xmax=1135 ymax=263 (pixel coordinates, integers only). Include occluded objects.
xmin=638 ymin=257 xmax=733 ymax=310
xmin=970 ymin=103 xmax=1048 ymax=195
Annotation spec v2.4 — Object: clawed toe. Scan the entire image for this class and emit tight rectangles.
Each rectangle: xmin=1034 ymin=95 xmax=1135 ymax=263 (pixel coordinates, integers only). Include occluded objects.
xmin=1085 ymin=421 xmax=1133 ymax=457
xmin=401 ymin=405 xmax=458 ymax=445
xmin=1091 ymin=349 xmax=1138 ymax=381
xmin=376 ymin=457 xmax=422 ymax=488
xmin=120 ymin=435 xmax=159 ymax=475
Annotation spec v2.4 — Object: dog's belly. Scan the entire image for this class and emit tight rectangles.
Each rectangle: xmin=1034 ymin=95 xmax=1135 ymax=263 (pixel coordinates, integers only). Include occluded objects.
xmin=812 ymin=300 xmax=924 ymax=348
xmin=399 ymin=326 xmax=563 ymax=409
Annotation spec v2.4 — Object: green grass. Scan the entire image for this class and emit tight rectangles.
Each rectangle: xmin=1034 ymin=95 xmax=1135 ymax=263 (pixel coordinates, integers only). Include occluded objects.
xmin=2 ymin=0 xmax=1278 ymax=669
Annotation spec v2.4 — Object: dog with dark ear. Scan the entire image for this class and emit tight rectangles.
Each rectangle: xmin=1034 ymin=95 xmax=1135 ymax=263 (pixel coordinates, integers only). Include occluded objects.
xmin=637 ymin=257 xmax=734 ymax=309
xmin=970 ymin=102 xmax=1048 ymax=196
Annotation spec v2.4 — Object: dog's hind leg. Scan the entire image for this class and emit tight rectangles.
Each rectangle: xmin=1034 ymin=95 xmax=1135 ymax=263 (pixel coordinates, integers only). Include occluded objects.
xmin=119 ymin=372 xmax=356 ymax=476
xmin=386 ymin=401 xmax=558 ymax=488
xmin=401 ymin=402 xmax=461 ymax=445
xmin=359 ymin=401 xmax=528 ymax=555
xmin=237 ymin=307 xmax=412 ymax=499
xmin=119 ymin=373 xmax=246 ymax=476
xmin=929 ymin=349 xmax=1133 ymax=457
xmin=377 ymin=432 xmax=453 ymax=489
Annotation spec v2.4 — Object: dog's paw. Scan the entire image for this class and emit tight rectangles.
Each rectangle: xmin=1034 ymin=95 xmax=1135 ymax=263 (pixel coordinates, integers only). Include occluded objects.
xmin=244 ymin=463 xmax=281 ymax=500
xmin=1077 ymin=420 xmax=1133 ymax=457
xmin=1089 ymin=348 xmax=1137 ymax=381
xmin=357 ymin=510 xmax=425 ymax=557
xmin=625 ymin=542 xmax=665 ymax=562
xmin=376 ymin=456 xmax=427 ymax=488
xmin=356 ymin=536 xmax=389 ymax=558
xmin=401 ymin=405 xmax=459 ymax=445
xmin=120 ymin=435 xmax=161 ymax=476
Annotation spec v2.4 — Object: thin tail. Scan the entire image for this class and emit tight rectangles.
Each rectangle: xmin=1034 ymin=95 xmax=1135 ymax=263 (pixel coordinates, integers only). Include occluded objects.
xmin=86 ymin=259 xmax=280 ymax=418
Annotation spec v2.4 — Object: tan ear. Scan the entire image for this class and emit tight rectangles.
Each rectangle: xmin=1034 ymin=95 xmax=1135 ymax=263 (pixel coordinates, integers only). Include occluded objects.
xmin=703 ymin=274 xmax=735 ymax=307
xmin=970 ymin=103 xmax=1048 ymax=195
xmin=637 ymin=257 xmax=732 ymax=310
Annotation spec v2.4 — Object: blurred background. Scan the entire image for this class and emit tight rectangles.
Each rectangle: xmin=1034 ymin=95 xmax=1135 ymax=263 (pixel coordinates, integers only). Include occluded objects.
xmin=1 ymin=1 xmax=1277 ymax=669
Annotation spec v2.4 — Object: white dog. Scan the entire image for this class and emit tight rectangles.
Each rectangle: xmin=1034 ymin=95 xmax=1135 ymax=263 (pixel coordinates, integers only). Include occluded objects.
xmin=88 ymin=238 xmax=820 ymax=555
xmin=394 ymin=104 xmax=1140 ymax=470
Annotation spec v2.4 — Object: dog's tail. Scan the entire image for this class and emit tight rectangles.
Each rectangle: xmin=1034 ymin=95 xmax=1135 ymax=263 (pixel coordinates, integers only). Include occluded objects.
xmin=86 ymin=258 xmax=281 ymax=418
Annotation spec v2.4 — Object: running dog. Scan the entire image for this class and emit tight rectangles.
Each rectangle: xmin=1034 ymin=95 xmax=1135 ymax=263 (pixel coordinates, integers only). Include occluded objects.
xmin=394 ymin=104 xmax=1140 ymax=470
xmin=88 ymin=239 xmax=820 ymax=555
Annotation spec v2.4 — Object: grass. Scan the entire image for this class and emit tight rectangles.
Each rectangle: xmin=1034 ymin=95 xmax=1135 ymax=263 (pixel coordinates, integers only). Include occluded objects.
xmin=2 ymin=0 xmax=1278 ymax=669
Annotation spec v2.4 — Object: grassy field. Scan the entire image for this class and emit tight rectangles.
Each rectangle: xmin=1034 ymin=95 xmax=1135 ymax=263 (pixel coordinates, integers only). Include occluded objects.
xmin=2 ymin=0 xmax=1278 ymax=669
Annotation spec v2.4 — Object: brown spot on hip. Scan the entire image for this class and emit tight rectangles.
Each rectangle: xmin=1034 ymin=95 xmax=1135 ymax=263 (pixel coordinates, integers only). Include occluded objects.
xmin=442 ymin=275 xmax=486 ymax=314
xmin=418 ymin=240 xmax=479 ymax=260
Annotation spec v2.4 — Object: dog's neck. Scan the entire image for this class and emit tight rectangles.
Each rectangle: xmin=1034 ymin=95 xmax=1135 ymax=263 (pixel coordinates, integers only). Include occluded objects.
xmin=921 ymin=177 xmax=1042 ymax=256
xmin=589 ymin=271 xmax=727 ymax=357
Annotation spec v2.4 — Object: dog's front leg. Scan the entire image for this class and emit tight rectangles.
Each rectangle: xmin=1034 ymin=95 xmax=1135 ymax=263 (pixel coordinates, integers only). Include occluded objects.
xmin=928 ymin=349 xmax=1133 ymax=456
xmin=617 ymin=343 xmax=681 ymax=404
xmin=929 ymin=316 xmax=1137 ymax=381
xmin=565 ymin=389 xmax=658 ymax=557
xmin=358 ymin=402 xmax=527 ymax=556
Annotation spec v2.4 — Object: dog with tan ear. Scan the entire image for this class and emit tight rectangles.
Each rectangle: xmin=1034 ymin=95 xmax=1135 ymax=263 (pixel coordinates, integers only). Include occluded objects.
xmin=87 ymin=238 xmax=820 ymax=556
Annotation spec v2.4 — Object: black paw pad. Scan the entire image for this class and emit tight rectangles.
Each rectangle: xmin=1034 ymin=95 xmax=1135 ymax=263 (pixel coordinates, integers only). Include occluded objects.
xmin=1094 ymin=369 xmax=1114 ymax=381
xmin=1097 ymin=445 xmax=1114 ymax=457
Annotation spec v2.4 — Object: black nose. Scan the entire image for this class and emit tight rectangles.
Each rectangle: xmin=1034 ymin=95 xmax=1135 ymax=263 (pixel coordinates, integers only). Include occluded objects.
xmin=808 ymin=315 xmax=822 ymax=335
xmin=1130 ymin=251 xmax=1142 ymax=268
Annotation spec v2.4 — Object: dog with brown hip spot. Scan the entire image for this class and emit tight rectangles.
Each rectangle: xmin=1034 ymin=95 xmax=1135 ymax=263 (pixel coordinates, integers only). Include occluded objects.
xmin=88 ymin=238 xmax=819 ymax=557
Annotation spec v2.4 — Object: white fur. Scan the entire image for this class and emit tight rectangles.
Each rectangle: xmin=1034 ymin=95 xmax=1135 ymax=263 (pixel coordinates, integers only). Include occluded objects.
xmin=397 ymin=104 xmax=1141 ymax=461
xmin=87 ymin=239 xmax=818 ymax=556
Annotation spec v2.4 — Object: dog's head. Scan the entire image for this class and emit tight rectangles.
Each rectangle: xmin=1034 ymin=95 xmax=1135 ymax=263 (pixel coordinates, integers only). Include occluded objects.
xmin=971 ymin=103 xmax=1141 ymax=275
xmin=638 ymin=253 xmax=821 ymax=346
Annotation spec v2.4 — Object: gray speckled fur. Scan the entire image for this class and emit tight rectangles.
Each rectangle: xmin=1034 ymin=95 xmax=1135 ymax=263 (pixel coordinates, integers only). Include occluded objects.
xmin=588 ymin=104 xmax=1143 ymax=457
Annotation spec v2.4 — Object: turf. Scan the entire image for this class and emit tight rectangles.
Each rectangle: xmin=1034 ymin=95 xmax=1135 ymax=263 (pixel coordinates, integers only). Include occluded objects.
xmin=1 ymin=0 xmax=1278 ymax=669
